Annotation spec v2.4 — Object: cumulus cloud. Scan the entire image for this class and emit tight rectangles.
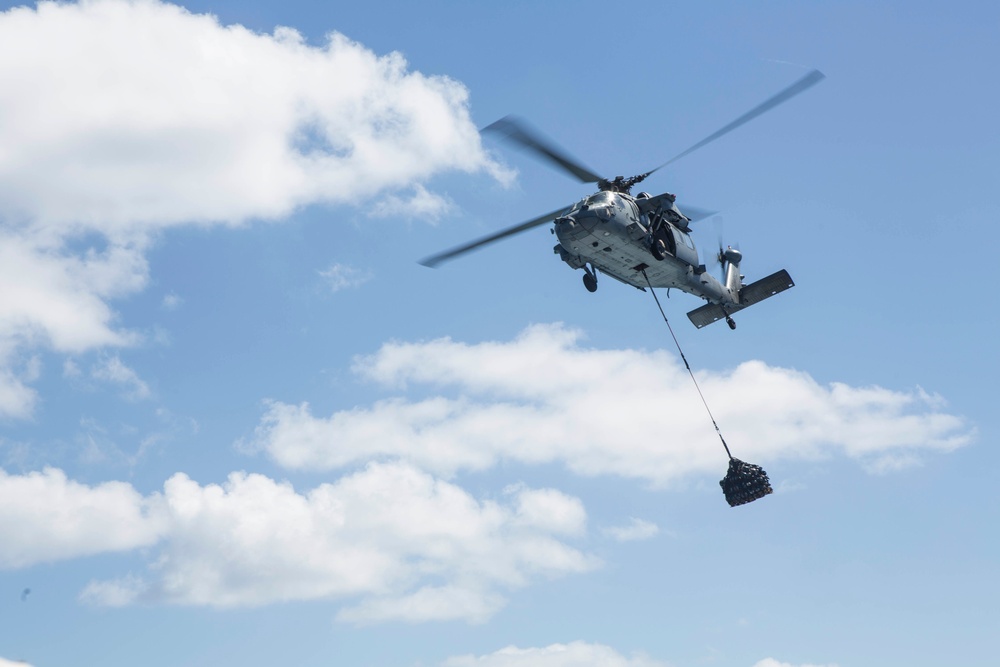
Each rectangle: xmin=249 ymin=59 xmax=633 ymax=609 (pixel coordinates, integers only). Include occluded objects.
xmin=2 ymin=463 xmax=595 ymax=622
xmin=64 ymin=462 xmax=596 ymax=621
xmin=0 ymin=467 xmax=164 ymax=568
xmin=443 ymin=642 xmax=669 ymax=667
xmin=251 ymin=324 xmax=973 ymax=486
xmin=0 ymin=0 xmax=502 ymax=230
xmin=0 ymin=0 xmax=504 ymax=417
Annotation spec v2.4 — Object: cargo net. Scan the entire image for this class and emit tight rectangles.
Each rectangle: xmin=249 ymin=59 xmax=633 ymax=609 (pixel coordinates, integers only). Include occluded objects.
xmin=720 ymin=458 xmax=773 ymax=507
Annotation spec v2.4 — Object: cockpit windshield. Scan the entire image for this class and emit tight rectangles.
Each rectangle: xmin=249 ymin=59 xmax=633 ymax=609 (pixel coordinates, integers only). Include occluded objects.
xmin=570 ymin=191 xmax=616 ymax=214
xmin=586 ymin=192 xmax=614 ymax=206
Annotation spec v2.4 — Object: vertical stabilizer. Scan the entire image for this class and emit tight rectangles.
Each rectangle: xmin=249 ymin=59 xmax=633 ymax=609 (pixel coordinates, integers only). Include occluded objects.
xmin=723 ymin=247 xmax=743 ymax=292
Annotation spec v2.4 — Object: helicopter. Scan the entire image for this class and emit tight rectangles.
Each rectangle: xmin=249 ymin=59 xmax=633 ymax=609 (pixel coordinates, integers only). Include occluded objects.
xmin=420 ymin=70 xmax=825 ymax=330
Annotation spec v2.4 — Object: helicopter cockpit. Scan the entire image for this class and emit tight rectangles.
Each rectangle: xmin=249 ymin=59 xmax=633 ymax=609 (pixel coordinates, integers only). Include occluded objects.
xmin=580 ymin=191 xmax=614 ymax=207
xmin=569 ymin=191 xmax=617 ymax=220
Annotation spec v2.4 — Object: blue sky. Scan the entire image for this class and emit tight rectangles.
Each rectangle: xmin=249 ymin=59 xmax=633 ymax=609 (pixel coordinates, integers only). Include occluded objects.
xmin=0 ymin=1 xmax=996 ymax=666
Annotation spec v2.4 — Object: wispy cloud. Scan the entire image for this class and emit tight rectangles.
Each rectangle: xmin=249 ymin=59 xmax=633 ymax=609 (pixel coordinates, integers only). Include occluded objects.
xmin=444 ymin=642 xmax=670 ymax=667
xmin=753 ymin=659 xmax=840 ymax=667
xmin=91 ymin=355 xmax=151 ymax=400
xmin=161 ymin=292 xmax=183 ymax=311
xmin=368 ymin=184 xmax=455 ymax=221
xmin=319 ymin=263 xmax=373 ymax=293
xmin=603 ymin=518 xmax=659 ymax=542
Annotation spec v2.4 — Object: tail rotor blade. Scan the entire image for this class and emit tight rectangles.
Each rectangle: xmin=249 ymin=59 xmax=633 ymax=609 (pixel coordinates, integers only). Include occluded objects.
xmin=709 ymin=215 xmax=726 ymax=282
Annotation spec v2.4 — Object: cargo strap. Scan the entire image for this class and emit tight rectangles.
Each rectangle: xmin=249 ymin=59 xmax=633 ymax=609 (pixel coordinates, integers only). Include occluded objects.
xmin=641 ymin=270 xmax=732 ymax=460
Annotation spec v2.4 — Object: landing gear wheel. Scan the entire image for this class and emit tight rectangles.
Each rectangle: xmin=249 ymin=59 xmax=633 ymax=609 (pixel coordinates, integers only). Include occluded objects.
xmin=726 ymin=316 xmax=736 ymax=330
xmin=583 ymin=272 xmax=598 ymax=293
xmin=650 ymin=238 xmax=667 ymax=261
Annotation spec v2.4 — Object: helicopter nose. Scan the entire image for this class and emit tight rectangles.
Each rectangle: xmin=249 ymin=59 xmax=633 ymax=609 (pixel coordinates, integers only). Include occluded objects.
xmin=555 ymin=214 xmax=592 ymax=243
xmin=562 ymin=211 xmax=599 ymax=233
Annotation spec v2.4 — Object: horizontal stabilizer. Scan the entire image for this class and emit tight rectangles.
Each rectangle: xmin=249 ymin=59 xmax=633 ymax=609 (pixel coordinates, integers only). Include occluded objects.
xmin=687 ymin=303 xmax=729 ymax=328
xmin=739 ymin=269 xmax=795 ymax=307
xmin=686 ymin=269 xmax=795 ymax=328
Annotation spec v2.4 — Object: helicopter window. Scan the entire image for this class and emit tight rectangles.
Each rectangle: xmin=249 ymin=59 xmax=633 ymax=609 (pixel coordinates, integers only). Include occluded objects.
xmin=626 ymin=200 xmax=639 ymax=220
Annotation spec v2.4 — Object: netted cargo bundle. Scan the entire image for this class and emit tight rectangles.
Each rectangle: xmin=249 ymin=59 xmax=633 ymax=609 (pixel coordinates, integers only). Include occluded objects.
xmin=720 ymin=457 xmax=773 ymax=507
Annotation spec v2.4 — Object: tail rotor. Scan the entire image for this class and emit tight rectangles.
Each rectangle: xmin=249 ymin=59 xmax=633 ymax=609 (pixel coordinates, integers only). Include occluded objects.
xmin=706 ymin=216 xmax=730 ymax=284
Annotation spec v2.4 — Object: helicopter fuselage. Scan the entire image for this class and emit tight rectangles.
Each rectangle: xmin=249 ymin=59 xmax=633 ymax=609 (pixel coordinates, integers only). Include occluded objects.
xmin=553 ymin=190 xmax=740 ymax=305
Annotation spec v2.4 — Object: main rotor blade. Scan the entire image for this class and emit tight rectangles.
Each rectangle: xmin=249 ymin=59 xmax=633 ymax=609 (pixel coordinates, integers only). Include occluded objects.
xmin=483 ymin=116 xmax=604 ymax=184
xmin=420 ymin=206 xmax=572 ymax=268
xmin=679 ymin=205 xmax=717 ymax=223
xmin=644 ymin=69 xmax=826 ymax=177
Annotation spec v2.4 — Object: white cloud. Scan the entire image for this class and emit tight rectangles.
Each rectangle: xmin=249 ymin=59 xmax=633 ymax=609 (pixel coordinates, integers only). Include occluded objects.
xmin=70 ymin=462 xmax=595 ymax=621
xmin=446 ymin=647 xmax=837 ymax=667
xmin=0 ymin=658 xmax=35 ymax=667
xmin=0 ymin=462 xmax=595 ymax=623
xmin=0 ymin=233 xmax=146 ymax=417
xmin=252 ymin=324 xmax=973 ymax=485
xmin=337 ymin=584 xmax=507 ymax=625
xmin=603 ymin=518 xmax=659 ymax=542
xmin=0 ymin=369 xmax=37 ymax=421
xmin=444 ymin=642 xmax=670 ymax=667
xmin=752 ymin=659 xmax=839 ymax=667
xmin=0 ymin=467 xmax=164 ymax=568
xmin=0 ymin=232 xmax=146 ymax=350
xmin=0 ymin=0 xmax=504 ymax=417
xmin=319 ymin=263 xmax=373 ymax=292
xmin=0 ymin=0 xmax=501 ymax=231
xmin=161 ymin=292 xmax=183 ymax=311
xmin=369 ymin=183 xmax=455 ymax=220
xmin=63 ymin=359 xmax=82 ymax=377
xmin=91 ymin=354 xmax=151 ymax=400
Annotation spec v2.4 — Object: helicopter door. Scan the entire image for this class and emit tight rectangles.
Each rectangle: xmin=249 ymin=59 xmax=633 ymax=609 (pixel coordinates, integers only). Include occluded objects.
xmin=670 ymin=228 xmax=699 ymax=266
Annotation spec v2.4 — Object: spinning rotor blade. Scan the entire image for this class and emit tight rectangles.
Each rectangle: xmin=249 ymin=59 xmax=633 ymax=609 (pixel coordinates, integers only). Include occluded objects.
xmin=483 ymin=116 xmax=604 ymax=184
xmin=643 ymin=69 xmax=826 ymax=177
xmin=679 ymin=205 xmax=717 ymax=223
xmin=420 ymin=206 xmax=572 ymax=268
xmin=711 ymin=216 xmax=726 ymax=282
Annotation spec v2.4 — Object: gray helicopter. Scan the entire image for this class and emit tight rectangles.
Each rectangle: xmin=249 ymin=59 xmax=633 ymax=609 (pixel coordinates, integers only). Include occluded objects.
xmin=421 ymin=70 xmax=825 ymax=330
